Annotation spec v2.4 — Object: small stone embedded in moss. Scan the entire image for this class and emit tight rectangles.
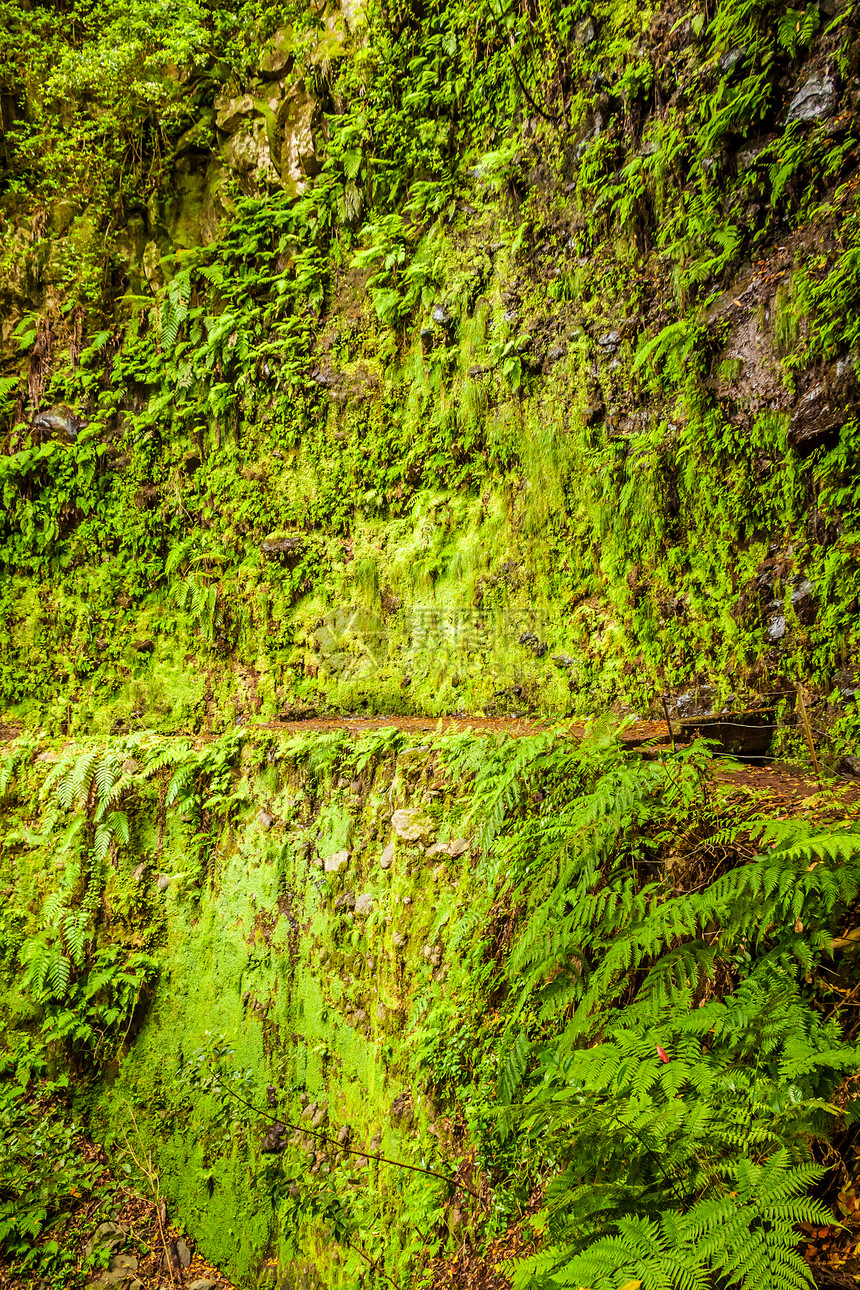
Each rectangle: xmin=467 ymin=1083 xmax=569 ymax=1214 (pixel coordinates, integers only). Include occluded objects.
xmin=324 ymin=850 xmax=350 ymax=873
xmin=380 ymin=842 xmax=394 ymax=869
xmin=355 ymin=892 xmax=374 ymax=915
xmin=391 ymin=807 xmax=433 ymax=841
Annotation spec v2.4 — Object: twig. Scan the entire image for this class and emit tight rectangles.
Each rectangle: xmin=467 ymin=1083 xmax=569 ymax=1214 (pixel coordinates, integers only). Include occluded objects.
xmin=216 ymin=1081 xmax=478 ymax=1197
xmin=118 ymin=1107 xmax=175 ymax=1288
xmin=797 ymin=685 xmax=823 ymax=789
xmin=345 ymin=1237 xmax=399 ymax=1289
xmin=661 ymin=695 xmax=676 ymax=754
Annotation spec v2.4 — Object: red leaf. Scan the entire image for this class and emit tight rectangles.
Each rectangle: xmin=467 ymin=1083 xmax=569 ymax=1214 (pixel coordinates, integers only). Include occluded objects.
xmin=656 ymin=1046 xmax=670 ymax=1063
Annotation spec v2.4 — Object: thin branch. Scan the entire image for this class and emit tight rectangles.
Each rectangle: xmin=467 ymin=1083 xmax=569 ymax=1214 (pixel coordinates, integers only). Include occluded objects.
xmin=345 ymin=1237 xmax=399 ymax=1289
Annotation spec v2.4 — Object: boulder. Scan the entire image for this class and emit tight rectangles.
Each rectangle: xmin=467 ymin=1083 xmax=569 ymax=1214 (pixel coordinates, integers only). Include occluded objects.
xmin=785 ymin=73 xmax=837 ymax=125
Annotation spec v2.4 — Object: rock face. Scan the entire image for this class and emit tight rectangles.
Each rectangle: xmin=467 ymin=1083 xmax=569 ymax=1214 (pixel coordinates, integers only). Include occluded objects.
xmin=785 ymin=73 xmax=837 ymax=125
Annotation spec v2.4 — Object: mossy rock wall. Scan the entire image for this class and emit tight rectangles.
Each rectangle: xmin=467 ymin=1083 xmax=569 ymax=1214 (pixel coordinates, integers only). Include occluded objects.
xmin=0 ymin=728 xmax=492 ymax=1286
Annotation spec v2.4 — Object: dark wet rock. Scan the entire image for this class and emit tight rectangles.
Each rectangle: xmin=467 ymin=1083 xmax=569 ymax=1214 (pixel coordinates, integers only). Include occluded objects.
xmin=788 ymin=384 xmax=846 ymax=449
xmin=132 ymin=639 xmax=154 ymax=654
xmin=30 ymin=404 xmax=80 ymax=443
xmin=835 ymin=666 xmax=857 ymax=699
xmin=260 ymin=1121 xmax=288 ymax=1153
xmin=840 ymin=755 xmax=860 ymax=777
xmin=766 ymin=615 xmax=787 ymax=642
xmin=786 ymin=73 xmax=837 ymax=125
xmin=552 ymin=653 xmax=574 ymax=668
xmin=519 ymin=631 xmax=547 ymax=657
xmin=420 ymin=326 xmax=434 ymax=352
xmin=719 ymin=47 xmax=745 ymax=76
xmin=432 ymin=303 xmax=451 ymax=326
xmin=790 ymin=577 xmax=817 ymax=625
xmin=389 ymin=1091 xmax=413 ymax=1128
xmin=261 ymin=533 xmax=304 ymax=559
xmin=597 ymin=330 xmax=621 ymax=352
xmin=574 ymin=16 xmax=597 ymax=45
xmin=134 ymin=485 xmax=159 ymax=510
xmin=546 ymin=343 xmax=567 ymax=365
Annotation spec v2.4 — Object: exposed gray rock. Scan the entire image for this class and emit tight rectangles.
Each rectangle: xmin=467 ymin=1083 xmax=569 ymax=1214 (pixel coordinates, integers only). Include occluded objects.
xmin=392 ymin=930 xmax=407 ymax=949
xmin=190 ymin=1281 xmax=219 ymax=1290
xmin=379 ymin=842 xmax=395 ymax=870
xmin=177 ymin=1239 xmax=191 ymax=1269
xmin=30 ymin=404 xmax=80 ymax=443
xmin=334 ymin=889 xmax=355 ymax=911
xmin=156 ymin=874 xmax=171 ymax=891
xmin=786 ymin=73 xmax=837 ymax=125
xmin=324 ymin=850 xmax=350 ymax=873
xmin=840 ymin=755 xmax=860 ymax=777
xmin=354 ymin=892 xmax=375 ymax=916
xmin=432 ymin=303 xmax=451 ymax=326
xmin=132 ymin=862 xmax=146 ymax=882
xmin=84 ymin=1222 xmax=128 ymax=1260
xmin=376 ymin=1001 xmax=387 ymax=1022
xmin=214 ymin=93 xmax=256 ymax=134
xmin=767 ymin=615 xmax=787 ymax=642
xmin=391 ymin=808 xmax=433 ymax=841
xmin=279 ymin=87 xmax=323 ymax=186
xmin=258 ymin=27 xmax=293 ymax=78
xmin=597 ymin=330 xmax=621 ymax=352
xmin=257 ymin=809 xmax=274 ymax=830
